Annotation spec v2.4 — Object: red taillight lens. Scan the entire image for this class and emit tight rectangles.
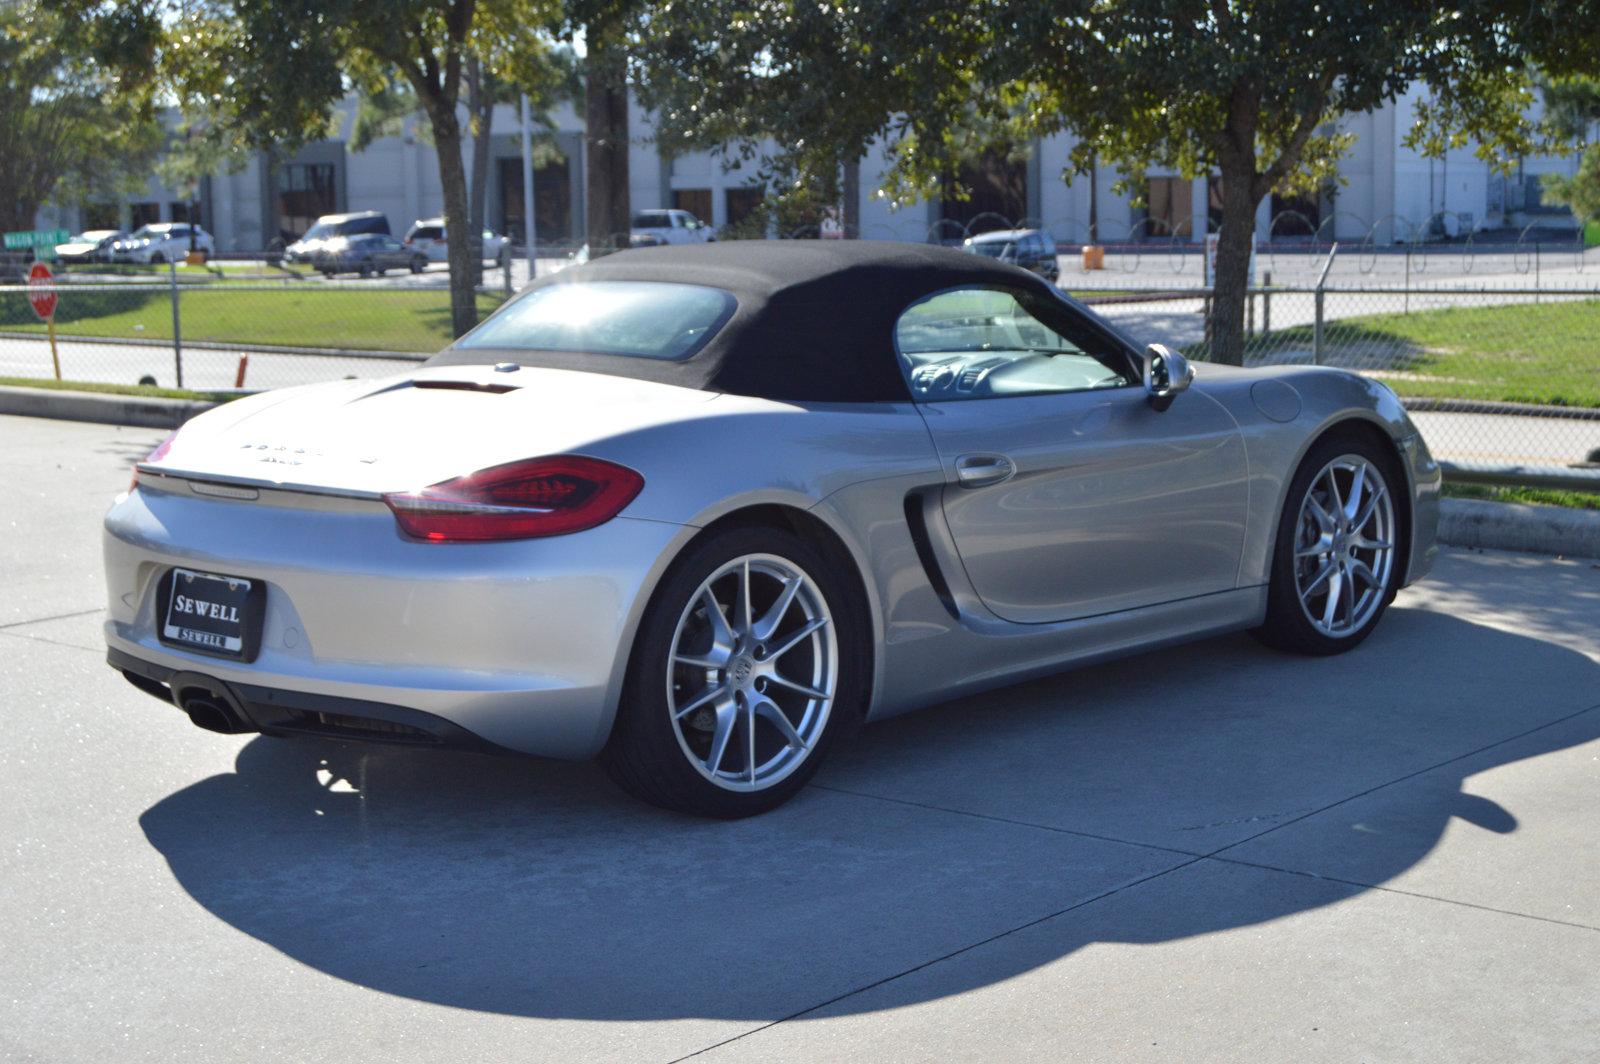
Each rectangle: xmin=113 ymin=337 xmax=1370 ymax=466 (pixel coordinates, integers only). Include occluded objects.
xmin=130 ymin=429 xmax=179 ymax=491
xmin=382 ymin=456 xmax=644 ymax=542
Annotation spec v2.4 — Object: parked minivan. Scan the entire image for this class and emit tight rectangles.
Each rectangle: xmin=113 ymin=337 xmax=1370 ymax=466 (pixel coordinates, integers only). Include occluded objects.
xmin=284 ymin=211 xmax=391 ymax=263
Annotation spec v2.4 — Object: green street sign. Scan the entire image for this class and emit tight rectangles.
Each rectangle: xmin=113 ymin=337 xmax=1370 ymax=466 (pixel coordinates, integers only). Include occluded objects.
xmin=4 ymin=229 xmax=70 ymax=257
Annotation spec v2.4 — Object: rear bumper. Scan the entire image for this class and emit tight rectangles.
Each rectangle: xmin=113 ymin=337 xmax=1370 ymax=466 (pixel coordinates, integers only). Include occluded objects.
xmin=103 ymin=482 xmax=690 ymax=758
xmin=111 ymin=646 xmax=507 ymax=751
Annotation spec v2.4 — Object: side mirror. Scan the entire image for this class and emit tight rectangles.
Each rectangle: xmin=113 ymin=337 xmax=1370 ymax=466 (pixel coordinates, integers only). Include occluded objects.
xmin=1143 ymin=343 xmax=1194 ymax=413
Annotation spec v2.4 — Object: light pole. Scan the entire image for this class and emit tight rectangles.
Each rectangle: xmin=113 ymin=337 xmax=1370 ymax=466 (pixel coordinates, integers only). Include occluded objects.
xmin=520 ymin=93 xmax=537 ymax=280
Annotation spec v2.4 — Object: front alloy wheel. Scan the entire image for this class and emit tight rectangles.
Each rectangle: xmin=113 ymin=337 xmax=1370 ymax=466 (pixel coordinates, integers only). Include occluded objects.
xmin=1292 ymin=455 xmax=1396 ymax=638
xmin=1256 ymin=432 xmax=1404 ymax=655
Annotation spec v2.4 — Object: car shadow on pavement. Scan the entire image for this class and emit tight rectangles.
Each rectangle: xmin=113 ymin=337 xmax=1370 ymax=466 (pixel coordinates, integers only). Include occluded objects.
xmin=139 ymin=607 xmax=1600 ymax=1022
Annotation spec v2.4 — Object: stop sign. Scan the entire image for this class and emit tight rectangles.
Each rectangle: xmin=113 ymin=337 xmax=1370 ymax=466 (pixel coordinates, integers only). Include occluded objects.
xmin=27 ymin=262 xmax=57 ymax=321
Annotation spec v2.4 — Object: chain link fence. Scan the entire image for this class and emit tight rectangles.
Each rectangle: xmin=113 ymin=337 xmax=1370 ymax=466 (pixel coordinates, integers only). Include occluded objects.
xmin=1084 ymin=286 xmax=1600 ymax=481
xmin=3 ymin=238 xmax=1596 ymax=487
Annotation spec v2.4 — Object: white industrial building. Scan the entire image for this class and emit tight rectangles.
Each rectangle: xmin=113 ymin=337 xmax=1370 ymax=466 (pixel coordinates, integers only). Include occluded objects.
xmin=36 ymin=87 xmax=1585 ymax=252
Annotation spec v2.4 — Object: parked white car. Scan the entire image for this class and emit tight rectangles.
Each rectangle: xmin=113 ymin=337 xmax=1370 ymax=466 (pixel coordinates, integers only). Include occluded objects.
xmin=55 ymin=230 xmax=126 ymax=264
xmin=403 ymin=218 xmax=510 ymax=265
xmin=111 ymin=224 xmax=215 ymax=264
xmin=630 ymin=209 xmax=716 ymax=246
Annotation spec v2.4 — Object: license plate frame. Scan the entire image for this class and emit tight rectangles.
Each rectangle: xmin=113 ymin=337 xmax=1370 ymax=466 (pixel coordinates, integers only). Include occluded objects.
xmin=157 ymin=567 xmax=266 ymax=662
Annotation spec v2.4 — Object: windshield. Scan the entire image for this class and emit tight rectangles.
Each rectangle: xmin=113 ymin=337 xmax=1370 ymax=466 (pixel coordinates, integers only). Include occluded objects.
xmin=455 ymin=281 xmax=735 ymax=361
xmin=128 ymin=225 xmax=168 ymax=239
xmin=300 ymin=222 xmax=340 ymax=241
xmin=632 ymin=211 xmax=671 ymax=228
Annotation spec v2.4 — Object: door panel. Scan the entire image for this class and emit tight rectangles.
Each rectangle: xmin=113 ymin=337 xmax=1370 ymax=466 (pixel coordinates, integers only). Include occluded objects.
xmin=920 ymin=387 xmax=1248 ymax=623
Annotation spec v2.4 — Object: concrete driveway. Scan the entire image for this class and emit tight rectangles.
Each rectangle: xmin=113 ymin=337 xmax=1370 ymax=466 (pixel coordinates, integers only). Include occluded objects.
xmin=2 ymin=414 xmax=1597 ymax=1062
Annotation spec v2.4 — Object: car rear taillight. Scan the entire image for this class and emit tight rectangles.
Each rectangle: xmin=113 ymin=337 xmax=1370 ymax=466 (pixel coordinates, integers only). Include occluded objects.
xmin=382 ymin=456 xmax=644 ymax=541
xmin=130 ymin=429 xmax=178 ymax=491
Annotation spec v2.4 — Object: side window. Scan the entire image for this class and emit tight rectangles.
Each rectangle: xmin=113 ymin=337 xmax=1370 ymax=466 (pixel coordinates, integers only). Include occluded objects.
xmin=895 ymin=287 xmax=1138 ymax=402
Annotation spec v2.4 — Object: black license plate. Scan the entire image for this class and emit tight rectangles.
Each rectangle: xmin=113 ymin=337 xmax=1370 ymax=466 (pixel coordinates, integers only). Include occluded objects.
xmin=158 ymin=568 xmax=265 ymax=661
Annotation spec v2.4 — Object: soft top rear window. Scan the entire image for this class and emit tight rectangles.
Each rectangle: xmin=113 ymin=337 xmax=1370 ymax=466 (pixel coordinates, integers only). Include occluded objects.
xmin=454 ymin=281 xmax=735 ymax=361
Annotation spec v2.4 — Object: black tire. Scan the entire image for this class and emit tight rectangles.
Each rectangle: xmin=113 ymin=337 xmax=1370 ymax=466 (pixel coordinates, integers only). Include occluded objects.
xmin=1254 ymin=429 xmax=1406 ymax=655
xmin=149 ymin=253 xmax=165 ymax=265
xmin=358 ymin=263 xmax=373 ymax=278
xmin=410 ymin=257 xmax=426 ymax=273
xmin=601 ymin=525 xmax=869 ymax=818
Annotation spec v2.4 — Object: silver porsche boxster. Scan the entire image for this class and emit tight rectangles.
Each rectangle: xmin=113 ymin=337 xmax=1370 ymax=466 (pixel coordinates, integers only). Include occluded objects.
xmin=104 ymin=242 xmax=1440 ymax=816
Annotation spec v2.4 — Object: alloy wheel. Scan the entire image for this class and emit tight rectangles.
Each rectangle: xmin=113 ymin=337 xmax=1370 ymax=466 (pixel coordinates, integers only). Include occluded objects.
xmin=666 ymin=554 xmax=838 ymax=792
xmin=1293 ymin=455 xmax=1396 ymax=638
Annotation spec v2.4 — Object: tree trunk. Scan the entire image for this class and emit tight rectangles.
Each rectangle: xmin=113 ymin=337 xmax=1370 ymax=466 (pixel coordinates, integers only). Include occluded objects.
xmin=584 ymin=32 xmax=630 ymax=253
xmin=467 ymin=58 xmax=491 ymax=286
xmin=427 ymin=103 xmax=479 ymax=338
xmin=841 ymin=158 xmax=860 ymax=236
xmin=1208 ymin=161 xmax=1259 ymax=366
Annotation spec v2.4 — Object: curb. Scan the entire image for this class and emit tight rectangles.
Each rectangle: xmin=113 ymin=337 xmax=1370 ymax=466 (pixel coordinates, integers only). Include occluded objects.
xmin=1438 ymin=497 xmax=1600 ymax=561
xmin=0 ymin=385 xmax=217 ymax=430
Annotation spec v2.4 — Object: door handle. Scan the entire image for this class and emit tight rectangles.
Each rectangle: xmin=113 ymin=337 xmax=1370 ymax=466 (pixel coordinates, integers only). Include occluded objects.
xmin=954 ymin=453 xmax=1016 ymax=488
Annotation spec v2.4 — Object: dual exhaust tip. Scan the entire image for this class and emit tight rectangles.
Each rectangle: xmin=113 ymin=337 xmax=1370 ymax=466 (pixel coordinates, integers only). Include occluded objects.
xmin=171 ymin=675 xmax=252 ymax=734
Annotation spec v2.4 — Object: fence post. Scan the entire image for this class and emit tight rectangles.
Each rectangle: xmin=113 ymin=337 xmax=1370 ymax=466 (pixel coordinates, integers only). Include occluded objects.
xmin=1535 ymin=243 xmax=1541 ymax=303
xmin=1312 ymin=243 xmax=1338 ymax=367
xmin=168 ymin=260 xmax=184 ymax=388
xmin=1403 ymin=242 xmax=1410 ymax=315
xmin=1262 ymin=269 xmax=1272 ymax=335
xmin=503 ymin=251 xmax=512 ymax=298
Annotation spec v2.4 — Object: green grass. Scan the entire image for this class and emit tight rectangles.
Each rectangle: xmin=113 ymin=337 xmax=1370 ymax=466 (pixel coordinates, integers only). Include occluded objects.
xmin=1 ymin=288 xmax=506 ymax=353
xmin=1223 ymin=298 xmax=1600 ymax=408
xmin=0 ymin=376 xmax=238 ymax=402
xmin=1443 ymin=481 xmax=1600 ymax=510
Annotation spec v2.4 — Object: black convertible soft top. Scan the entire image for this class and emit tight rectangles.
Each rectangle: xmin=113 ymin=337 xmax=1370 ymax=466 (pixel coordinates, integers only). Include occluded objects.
xmin=426 ymin=241 xmax=1061 ymax=403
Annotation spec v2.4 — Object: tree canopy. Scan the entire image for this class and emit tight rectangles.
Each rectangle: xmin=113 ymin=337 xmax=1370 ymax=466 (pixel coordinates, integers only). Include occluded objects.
xmin=57 ymin=0 xmax=568 ymax=336
xmin=1 ymin=0 xmax=162 ymax=235
xmin=636 ymin=0 xmax=1549 ymax=363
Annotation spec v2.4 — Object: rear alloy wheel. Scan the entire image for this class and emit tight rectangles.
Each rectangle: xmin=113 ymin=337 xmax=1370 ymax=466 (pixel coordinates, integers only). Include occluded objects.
xmin=602 ymin=527 xmax=864 ymax=817
xmin=1256 ymin=434 xmax=1402 ymax=654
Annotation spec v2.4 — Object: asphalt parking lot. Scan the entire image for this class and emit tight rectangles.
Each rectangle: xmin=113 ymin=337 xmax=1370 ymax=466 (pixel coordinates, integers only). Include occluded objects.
xmin=2 ymin=413 xmax=1598 ymax=1063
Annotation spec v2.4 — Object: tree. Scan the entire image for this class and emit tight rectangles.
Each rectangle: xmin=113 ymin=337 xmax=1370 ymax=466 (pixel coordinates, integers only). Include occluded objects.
xmin=60 ymin=0 xmax=563 ymax=337
xmin=635 ymin=0 xmax=1541 ymax=364
xmin=0 ymin=1 xmax=161 ymax=235
xmin=554 ymin=2 xmax=638 ymax=253
xmin=350 ymin=42 xmax=574 ymax=281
